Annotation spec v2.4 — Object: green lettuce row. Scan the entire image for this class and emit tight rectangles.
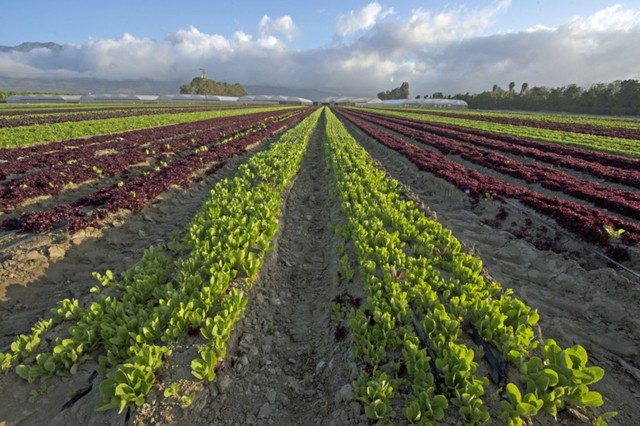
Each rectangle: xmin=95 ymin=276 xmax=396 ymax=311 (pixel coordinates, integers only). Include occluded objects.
xmin=399 ymin=108 xmax=640 ymax=131
xmin=325 ymin=108 xmax=486 ymax=424
xmin=2 ymin=108 xmax=321 ymax=414
xmin=0 ymin=106 xmax=298 ymax=148
xmin=324 ymin=108 xmax=609 ymax=425
xmin=360 ymin=107 xmax=640 ymax=158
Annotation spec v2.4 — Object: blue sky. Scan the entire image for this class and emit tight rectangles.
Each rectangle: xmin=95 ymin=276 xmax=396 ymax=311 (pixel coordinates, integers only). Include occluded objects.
xmin=2 ymin=1 xmax=640 ymax=95
xmin=3 ymin=0 xmax=636 ymax=47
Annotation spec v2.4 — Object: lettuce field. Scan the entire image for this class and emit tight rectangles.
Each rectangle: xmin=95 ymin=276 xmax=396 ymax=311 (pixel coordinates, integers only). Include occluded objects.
xmin=0 ymin=104 xmax=638 ymax=425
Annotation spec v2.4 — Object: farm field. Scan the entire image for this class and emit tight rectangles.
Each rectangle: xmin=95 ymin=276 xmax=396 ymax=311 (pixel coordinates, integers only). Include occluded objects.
xmin=0 ymin=105 xmax=638 ymax=425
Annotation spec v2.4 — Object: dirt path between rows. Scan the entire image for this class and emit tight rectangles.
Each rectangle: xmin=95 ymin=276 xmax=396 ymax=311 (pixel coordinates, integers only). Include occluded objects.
xmin=131 ymin=113 xmax=363 ymax=426
xmin=339 ymin=115 xmax=640 ymax=425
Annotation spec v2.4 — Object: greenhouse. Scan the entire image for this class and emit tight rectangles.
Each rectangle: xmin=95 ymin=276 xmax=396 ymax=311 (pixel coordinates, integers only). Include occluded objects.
xmin=79 ymin=94 xmax=158 ymax=103
xmin=238 ymin=95 xmax=313 ymax=105
xmin=319 ymin=97 xmax=383 ymax=106
xmin=7 ymin=93 xmax=314 ymax=105
xmin=7 ymin=94 xmax=81 ymax=103
xmin=378 ymin=98 xmax=468 ymax=109
xmin=157 ymin=94 xmax=238 ymax=103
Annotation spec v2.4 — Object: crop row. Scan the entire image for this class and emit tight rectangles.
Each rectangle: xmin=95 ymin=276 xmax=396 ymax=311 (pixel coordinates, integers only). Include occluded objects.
xmin=0 ymin=108 xmax=285 ymax=168
xmin=0 ymin=104 xmax=201 ymax=116
xmin=0 ymin=106 xmax=296 ymax=149
xmin=323 ymin=108 xmax=610 ymax=425
xmin=364 ymin=108 xmax=640 ymax=158
xmin=394 ymin=109 xmax=640 ymax=140
xmin=349 ymin=109 xmax=640 ymax=188
xmin=0 ymin=109 xmax=299 ymax=211
xmin=0 ymin=108 xmax=322 ymax=414
xmin=342 ymin=109 xmax=640 ymax=221
xmin=407 ymin=108 xmax=640 ymax=131
xmin=1 ymin=108 xmax=313 ymax=233
xmin=335 ymin=109 xmax=640 ymax=255
xmin=0 ymin=105 xmax=248 ymax=129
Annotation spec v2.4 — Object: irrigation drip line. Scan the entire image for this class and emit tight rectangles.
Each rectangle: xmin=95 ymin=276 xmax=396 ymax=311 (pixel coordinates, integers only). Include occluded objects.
xmin=501 ymin=198 xmax=640 ymax=281
xmin=410 ymin=310 xmax=443 ymax=393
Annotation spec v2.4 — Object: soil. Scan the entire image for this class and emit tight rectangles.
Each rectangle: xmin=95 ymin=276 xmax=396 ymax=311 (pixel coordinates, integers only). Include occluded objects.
xmin=0 ymin=109 xmax=639 ymax=425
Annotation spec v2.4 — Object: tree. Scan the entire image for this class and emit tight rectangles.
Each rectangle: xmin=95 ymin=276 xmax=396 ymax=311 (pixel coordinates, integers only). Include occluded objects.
xmin=400 ymin=82 xmax=410 ymax=99
xmin=377 ymin=82 xmax=410 ymax=100
xmin=415 ymin=95 xmax=421 ymax=99
xmin=508 ymin=81 xmax=516 ymax=93
xmin=520 ymin=82 xmax=529 ymax=95
xmin=179 ymin=76 xmax=247 ymax=96
xmin=432 ymin=92 xmax=444 ymax=99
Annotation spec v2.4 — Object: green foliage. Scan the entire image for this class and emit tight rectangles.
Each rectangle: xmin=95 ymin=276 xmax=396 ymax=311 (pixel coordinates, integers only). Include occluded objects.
xmin=7 ymin=107 xmax=322 ymax=415
xmin=378 ymin=82 xmax=410 ymax=100
xmin=368 ymin=107 xmax=640 ymax=157
xmin=355 ymin=370 xmax=395 ymax=421
xmin=455 ymin=79 xmax=640 ymax=116
xmin=603 ymin=225 xmax=625 ymax=242
xmin=179 ymin=76 xmax=247 ymax=96
xmin=0 ymin=107 xmax=286 ymax=149
xmin=323 ymin=108 xmax=607 ymax=425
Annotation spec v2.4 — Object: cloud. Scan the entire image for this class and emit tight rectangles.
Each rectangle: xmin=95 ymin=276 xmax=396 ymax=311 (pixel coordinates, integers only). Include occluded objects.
xmin=258 ymin=15 xmax=300 ymax=41
xmin=336 ymin=2 xmax=394 ymax=37
xmin=1 ymin=4 xmax=639 ymax=97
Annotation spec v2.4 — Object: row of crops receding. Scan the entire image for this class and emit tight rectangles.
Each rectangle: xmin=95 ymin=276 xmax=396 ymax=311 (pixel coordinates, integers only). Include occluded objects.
xmin=0 ymin=108 xmax=322 ymax=413
xmin=0 ymin=105 xmax=628 ymax=424
xmin=322 ymin=108 xmax=612 ymax=425
xmin=337 ymin=108 xmax=640 ymax=260
xmin=0 ymin=108 xmax=311 ymax=232
xmin=0 ymin=105 xmax=297 ymax=148
xmin=365 ymin=107 xmax=640 ymax=158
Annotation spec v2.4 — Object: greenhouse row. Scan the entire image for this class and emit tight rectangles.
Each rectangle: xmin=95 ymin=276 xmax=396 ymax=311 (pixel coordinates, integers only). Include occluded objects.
xmin=319 ymin=96 xmax=468 ymax=109
xmin=6 ymin=93 xmax=313 ymax=105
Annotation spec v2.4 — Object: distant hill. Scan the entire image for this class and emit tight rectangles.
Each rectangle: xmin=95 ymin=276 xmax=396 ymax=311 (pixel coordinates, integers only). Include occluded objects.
xmin=0 ymin=76 xmax=184 ymax=95
xmin=0 ymin=42 xmax=63 ymax=53
xmin=0 ymin=77 xmax=365 ymax=100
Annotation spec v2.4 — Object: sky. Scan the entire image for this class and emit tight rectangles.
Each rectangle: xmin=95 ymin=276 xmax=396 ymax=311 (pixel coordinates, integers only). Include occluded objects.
xmin=1 ymin=0 xmax=640 ymax=96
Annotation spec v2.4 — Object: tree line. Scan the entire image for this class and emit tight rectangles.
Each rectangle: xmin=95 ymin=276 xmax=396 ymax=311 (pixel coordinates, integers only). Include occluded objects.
xmin=449 ymin=80 xmax=640 ymax=116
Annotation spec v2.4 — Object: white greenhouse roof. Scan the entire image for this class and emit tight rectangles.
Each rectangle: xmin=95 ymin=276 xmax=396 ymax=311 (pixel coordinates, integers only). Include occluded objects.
xmin=239 ymin=95 xmax=313 ymax=105
xmin=320 ymin=96 xmax=382 ymax=104
xmin=378 ymin=98 xmax=469 ymax=108
xmin=79 ymin=94 xmax=159 ymax=101
xmin=6 ymin=93 xmax=313 ymax=105
xmin=7 ymin=94 xmax=82 ymax=102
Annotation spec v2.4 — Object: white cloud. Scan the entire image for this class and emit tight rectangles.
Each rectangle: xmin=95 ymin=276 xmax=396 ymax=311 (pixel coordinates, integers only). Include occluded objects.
xmin=0 ymin=4 xmax=639 ymax=97
xmin=566 ymin=4 xmax=640 ymax=33
xmin=258 ymin=14 xmax=300 ymax=41
xmin=336 ymin=2 xmax=394 ymax=36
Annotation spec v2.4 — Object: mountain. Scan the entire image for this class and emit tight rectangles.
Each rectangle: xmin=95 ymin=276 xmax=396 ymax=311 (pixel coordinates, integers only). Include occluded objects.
xmin=0 ymin=42 xmax=63 ymax=53
xmin=0 ymin=76 xmax=184 ymax=95
xmin=0 ymin=77 xmax=364 ymax=100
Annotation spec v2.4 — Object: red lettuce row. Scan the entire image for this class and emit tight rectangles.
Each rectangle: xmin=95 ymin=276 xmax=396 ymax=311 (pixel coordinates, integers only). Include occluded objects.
xmin=336 ymin=109 xmax=640 ymax=253
xmin=0 ymin=106 xmax=244 ymax=129
xmin=1 ymin=108 xmax=315 ymax=233
xmin=396 ymin=109 xmax=640 ymax=140
xmin=0 ymin=109 xmax=289 ymax=170
xmin=343 ymin=109 xmax=640 ymax=221
xmin=0 ymin=110 xmax=298 ymax=211
xmin=353 ymin=109 xmax=640 ymax=174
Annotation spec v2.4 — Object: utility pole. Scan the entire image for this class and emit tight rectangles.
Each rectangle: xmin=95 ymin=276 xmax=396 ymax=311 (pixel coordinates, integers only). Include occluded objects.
xmin=200 ymin=68 xmax=207 ymax=104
